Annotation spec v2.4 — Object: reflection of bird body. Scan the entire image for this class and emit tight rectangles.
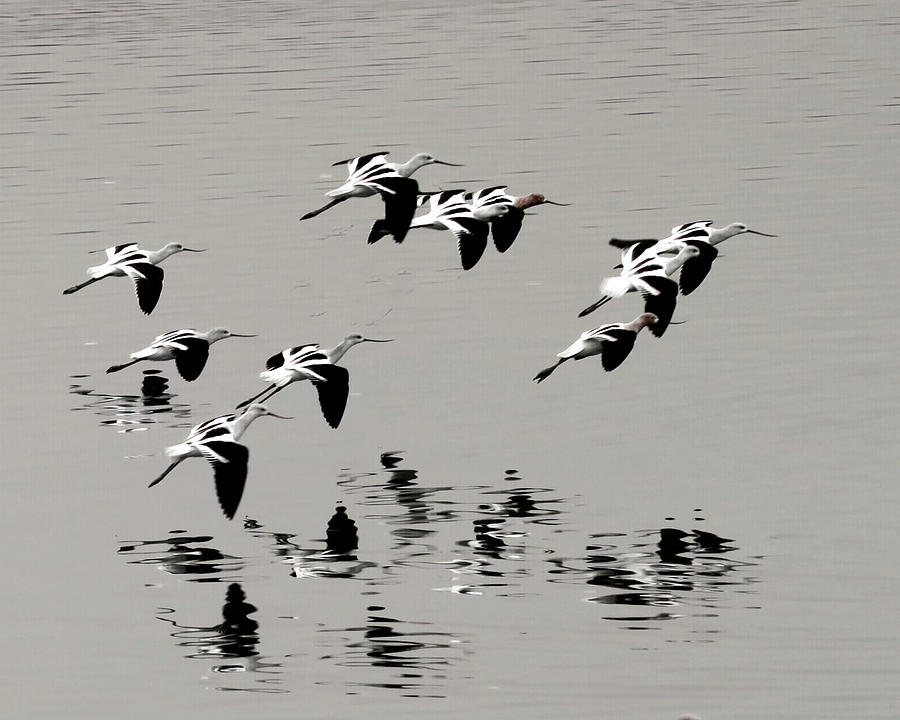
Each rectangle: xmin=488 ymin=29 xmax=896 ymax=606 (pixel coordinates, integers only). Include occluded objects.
xmin=63 ymin=242 xmax=204 ymax=314
xmin=578 ymin=245 xmax=700 ymax=337
xmin=237 ymin=334 xmax=392 ymax=428
xmin=149 ymin=404 xmax=291 ymax=520
xmin=534 ymin=313 xmax=658 ymax=383
xmin=107 ymin=327 xmax=255 ymax=381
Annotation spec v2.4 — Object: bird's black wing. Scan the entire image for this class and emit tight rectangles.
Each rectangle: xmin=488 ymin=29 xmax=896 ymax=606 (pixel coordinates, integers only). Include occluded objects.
xmin=452 ymin=217 xmax=489 ymax=270
xmin=599 ymin=328 xmax=637 ymax=371
xmin=368 ymin=176 xmax=419 ymax=244
xmin=173 ymin=337 xmax=211 ymax=381
xmin=678 ymin=243 xmax=718 ymax=296
xmin=490 ymin=206 xmax=524 ymax=253
xmin=640 ymin=277 xmax=679 ymax=338
xmin=201 ymin=441 xmax=249 ymax=521
xmin=311 ymin=364 xmax=350 ymax=429
xmin=128 ymin=263 xmax=165 ymax=315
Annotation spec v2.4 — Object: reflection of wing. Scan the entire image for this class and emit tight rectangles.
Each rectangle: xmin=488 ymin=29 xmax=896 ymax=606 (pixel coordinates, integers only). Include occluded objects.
xmin=173 ymin=337 xmax=211 ymax=381
xmin=123 ymin=262 xmax=164 ymax=314
xmin=201 ymin=441 xmax=249 ymax=520
xmin=311 ymin=364 xmax=350 ymax=429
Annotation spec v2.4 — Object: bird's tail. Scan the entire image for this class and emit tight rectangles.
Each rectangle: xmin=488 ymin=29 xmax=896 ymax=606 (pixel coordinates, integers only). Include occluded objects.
xmin=599 ymin=275 xmax=632 ymax=299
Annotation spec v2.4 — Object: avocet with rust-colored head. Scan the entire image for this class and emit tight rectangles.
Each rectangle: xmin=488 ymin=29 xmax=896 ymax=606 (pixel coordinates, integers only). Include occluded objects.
xmin=63 ymin=242 xmax=205 ymax=314
xmin=467 ymin=186 xmax=569 ymax=253
xmin=148 ymin=404 xmax=292 ymax=520
xmin=236 ymin=334 xmax=393 ymax=429
xmin=106 ymin=327 xmax=256 ymax=381
xmin=534 ymin=313 xmax=657 ymax=383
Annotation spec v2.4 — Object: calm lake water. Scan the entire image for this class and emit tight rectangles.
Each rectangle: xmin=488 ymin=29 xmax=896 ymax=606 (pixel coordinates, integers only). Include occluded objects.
xmin=2 ymin=1 xmax=898 ymax=718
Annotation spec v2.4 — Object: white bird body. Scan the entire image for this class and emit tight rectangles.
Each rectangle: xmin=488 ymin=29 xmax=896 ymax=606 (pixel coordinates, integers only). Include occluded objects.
xmin=534 ymin=313 xmax=658 ymax=382
xmin=609 ymin=221 xmax=776 ymax=295
xmin=301 ymin=152 xmax=462 ymax=239
xmin=578 ymin=245 xmax=700 ymax=336
xmin=63 ymin=242 xmax=205 ymax=314
xmin=238 ymin=334 xmax=393 ymax=428
xmin=106 ymin=327 xmax=255 ymax=380
xmin=149 ymin=404 xmax=291 ymax=520
xmin=409 ymin=190 xmax=491 ymax=270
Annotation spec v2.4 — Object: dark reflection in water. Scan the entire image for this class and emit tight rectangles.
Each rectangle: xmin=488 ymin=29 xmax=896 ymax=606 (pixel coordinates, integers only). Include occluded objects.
xmin=317 ymin=604 xmax=464 ymax=698
xmin=118 ymin=530 xmax=243 ymax=580
xmin=245 ymin=507 xmax=378 ymax=580
xmin=69 ymin=370 xmax=191 ymax=434
xmin=156 ymin=583 xmax=285 ymax=693
xmin=338 ymin=452 xmax=489 ymax=555
xmin=548 ymin=512 xmax=760 ymax=632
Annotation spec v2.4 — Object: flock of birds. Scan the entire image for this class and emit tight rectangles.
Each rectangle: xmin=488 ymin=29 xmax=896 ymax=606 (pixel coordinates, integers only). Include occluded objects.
xmin=63 ymin=150 xmax=774 ymax=520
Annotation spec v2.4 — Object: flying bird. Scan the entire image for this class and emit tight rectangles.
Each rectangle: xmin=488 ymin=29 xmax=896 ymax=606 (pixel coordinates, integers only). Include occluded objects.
xmin=534 ymin=313 xmax=658 ymax=382
xmin=106 ymin=327 xmax=256 ymax=381
xmin=63 ymin=242 xmax=205 ymax=314
xmin=148 ymin=404 xmax=292 ymax=520
xmin=236 ymin=334 xmax=393 ymax=429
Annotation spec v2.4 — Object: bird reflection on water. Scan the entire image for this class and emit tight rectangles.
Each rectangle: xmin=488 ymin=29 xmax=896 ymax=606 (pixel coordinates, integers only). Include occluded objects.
xmin=118 ymin=530 xmax=242 ymax=578
xmin=244 ymin=507 xmax=377 ymax=580
xmin=547 ymin=515 xmax=759 ymax=630
xmin=155 ymin=583 xmax=285 ymax=692
xmin=69 ymin=370 xmax=191 ymax=433
xmin=317 ymin=604 xmax=465 ymax=698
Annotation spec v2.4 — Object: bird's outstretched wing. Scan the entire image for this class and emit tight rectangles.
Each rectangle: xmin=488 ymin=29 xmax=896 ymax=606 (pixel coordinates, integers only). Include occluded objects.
xmin=201 ymin=440 xmax=249 ymax=520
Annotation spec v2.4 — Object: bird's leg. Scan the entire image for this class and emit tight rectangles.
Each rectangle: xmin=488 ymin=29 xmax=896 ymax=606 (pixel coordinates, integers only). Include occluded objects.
xmin=578 ymin=296 xmax=610 ymax=318
xmin=533 ymin=358 xmax=567 ymax=384
xmin=300 ymin=197 xmax=347 ymax=221
xmin=149 ymin=459 xmax=182 ymax=488
xmin=236 ymin=384 xmax=280 ymax=409
xmin=106 ymin=359 xmax=141 ymax=374
xmin=63 ymin=276 xmax=102 ymax=295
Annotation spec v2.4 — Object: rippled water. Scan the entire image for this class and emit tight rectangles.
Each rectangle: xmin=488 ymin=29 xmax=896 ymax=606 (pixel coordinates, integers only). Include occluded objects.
xmin=2 ymin=1 xmax=898 ymax=718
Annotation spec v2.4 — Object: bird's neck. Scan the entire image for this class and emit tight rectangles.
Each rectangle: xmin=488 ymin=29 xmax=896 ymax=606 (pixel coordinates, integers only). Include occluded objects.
xmin=149 ymin=247 xmax=176 ymax=264
xmin=396 ymin=158 xmax=423 ymax=177
xmin=708 ymin=227 xmax=739 ymax=246
xmin=230 ymin=411 xmax=259 ymax=441
xmin=666 ymin=248 xmax=695 ymax=274
xmin=326 ymin=339 xmax=356 ymax=364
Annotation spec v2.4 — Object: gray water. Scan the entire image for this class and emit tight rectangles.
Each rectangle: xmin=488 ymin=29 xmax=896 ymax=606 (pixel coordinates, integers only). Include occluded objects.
xmin=2 ymin=1 xmax=898 ymax=717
